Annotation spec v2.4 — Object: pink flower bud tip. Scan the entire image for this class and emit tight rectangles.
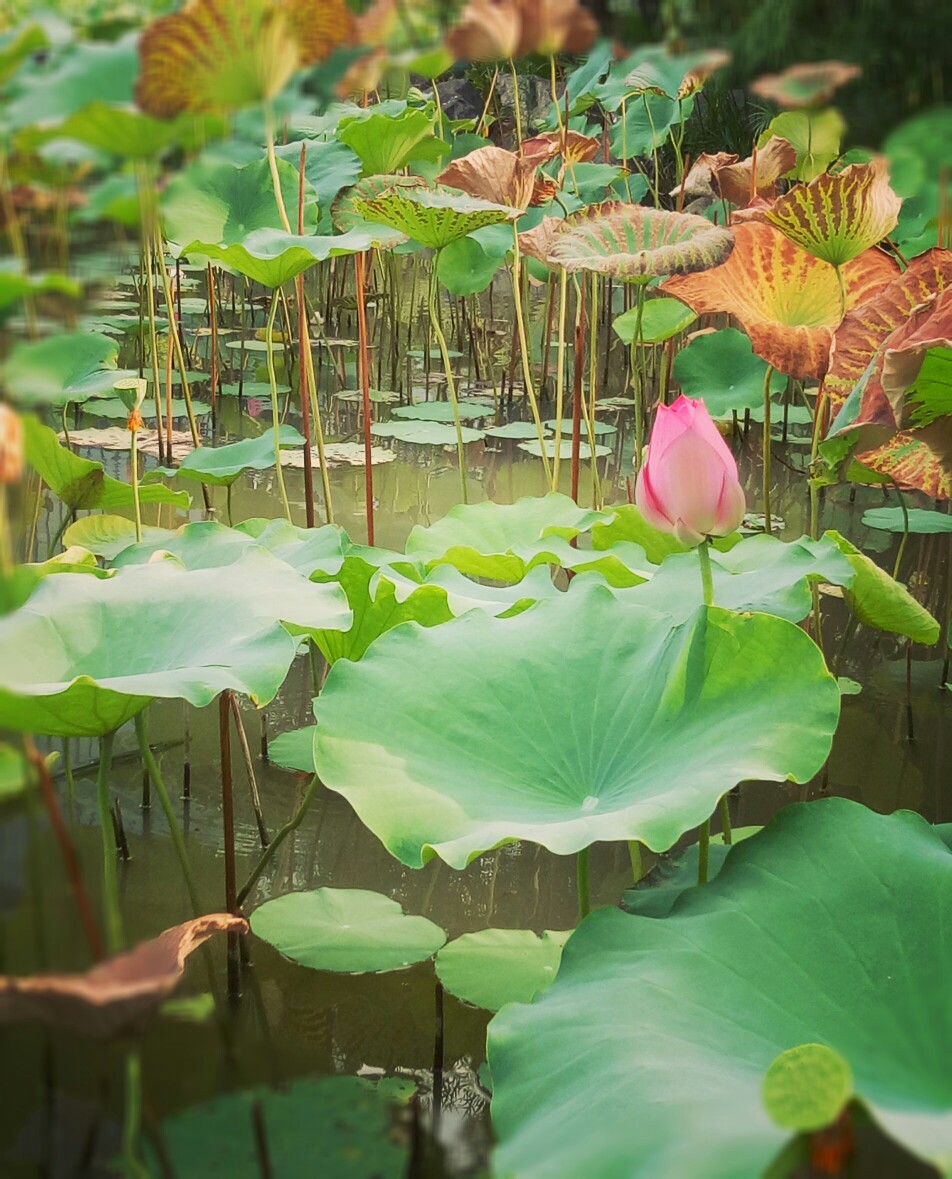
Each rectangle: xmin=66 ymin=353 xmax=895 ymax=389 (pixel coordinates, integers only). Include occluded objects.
xmin=635 ymin=395 xmax=746 ymax=547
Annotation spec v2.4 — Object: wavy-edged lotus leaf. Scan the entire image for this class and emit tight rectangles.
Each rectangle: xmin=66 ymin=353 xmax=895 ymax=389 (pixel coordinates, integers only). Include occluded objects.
xmin=331 ymin=174 xmax=424 ymax=234
xmin=862 ymin=507 xmax=952 ymax=534
xmin=519 ymin=439 xmax=612 ymax=459
xmin=179 ymin=225 xmax=403 ymax=288
xmin=751 ymin=61 xmax=861 ymax=109
xmin=45 ymin=103 xmax=226 ymax=161
xmin=0 ymin=552 xmax=351 ymax=736
xmin=272 ymin=138 xmax=362 ymax=214
xmin=747 ymin=158 xmax=901 ymax=268
xmin=269 ymin=723 xmax=318 ymax=774
xmin=352 ymin=187 xmax=520 ymax=251
xmin=405 ymin=493 xmax=608 ymax=581
xmin=758 ymin=108 xmax=846 ymax=182
xmin=63 ymin=516 xmax=172 ymax=562
xmin=338 ymin=107 xmax=448 ymax=177
xmin=622 ymin=45 xmax=729 ymax=100
xmin=663 ymin=223 xmax=899 ymax=379
xmin=250 ymin=887 xmax=445 ymax=973
xmin=613 ymin=297 xmax=696 ymax=345
xmin=548 ymin=203 xmax=733 ymax=279
xmin=136 ymin=0 xmax=352 ymax=118
xmin=437 ymin=144 xmax=549 ymax=210
xmin=488 ymin=799 xmax=952 ymax=1179
xmin=851 ymin=432 xmax=952 ymax=501
xmin=0 ymin=914 xmax=245 ymax=1038
xmin=150 ymin=426 xmax=306 ymax=488
xmin=391 ymin=401 xmax=494 ymax=423
xmin=590 ymin=503 xmax=742 ymax=565
xmin=673 ymin=327 xmax=788 ymax=416
xmin=384 ymin=563 xmax=561 ymax=620
xmin=370 ymin=420 xmax=485 ymax=445
xmin=762 ymin=1044 xmax=854 ymax=1133
xmin=0 ymin=546 xmax=107 ymax=614
xmin=3 ymin=331 xmax=129 ymax=407
xmin=827 ymin=530 xmax=939 ymax=644
xmin=152 ymin=1075 xmax=412 ymax=1179
xmin=436 ymin=929 xmax=572 ymax=1012
xmin=162 ymin=155 xmax=318 ymax=253
xmin=312 ymin=583 xmax=840 ymax=868
xmin=24 ymin=418 xmax=190 ymax=512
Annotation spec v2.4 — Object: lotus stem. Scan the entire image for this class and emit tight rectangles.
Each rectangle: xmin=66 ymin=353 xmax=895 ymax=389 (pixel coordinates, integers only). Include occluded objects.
xmin=428 ymin=254 xmax=469 ymax=505
xmin=139 ymin=204 xmax=165 ymax=464
xmin=508 ymin=58 xmax=523 ymax=153
xmin=300 ymin=288 xmax=335 ymax=523
xmin=134 ymin=711 xmax=202 ymax=916
xmin=570 ymin=274 xmax=587 ymax=504
xmin=129 ymin=431 xmax=142 ymax=544
xmin=229 ymin=692 xmax=269 ymax=849
xmin=477 ymin=65 xmax=498 ymax=136
xmin=356 ymin=249 xmax=377 ymax=540
xmin=264 ymin=103 xmax=292 ymax=235
xmin=553 ymin=266 xmax=569 ymax=485
xmin=642 ymin=94 xmax=661 ymax=208
xmin=295 ymin=145 xmax=315 ymax=529
xmin=719 ymin=796 xmax=733 ymax=845
xmin=627 ymin=840 xmax=644 ymax=883
xmin=893 ymin=484 xmax=911 ymax=581
xmin=237 ymin=773 xmax=320 ymax=907
xmin=122 ymin=1051 xmax=148 ymax=1179
xmin=511 ymin=227 xmax=553 ymax=486
xmin=95 ymin=731 xmax=121 ymax=954
xmin=265 ymin=289 xmax=293 ymax=523
xmin=219 ymin=693 xmax=241 ymax=999
xmin=587 ymin=271 xmax=603 ymax=509
xmin=762 ymin=364 xmax=774 ymax=536
xmin=698 ymin=538 xmax=715 ymax=607
xmin=697 ymin=819 xmax=710 ymax=884
xmin=576 ymin=845 xmax=591 ymax=922
xmin=631 ymin=285 xmax=647 ymax=477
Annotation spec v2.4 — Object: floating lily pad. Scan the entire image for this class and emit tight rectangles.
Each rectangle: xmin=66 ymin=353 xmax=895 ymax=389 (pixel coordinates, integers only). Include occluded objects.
xmin=150 ymin=427 xmax=306 ymax=488
xmin=484 ymin=422 xmax=540 ymax=440
xmin=542 ymin=418 xmax=617 ymax=437
xmin=518 ymin=439 xmax=612 ymax=459
xmin=220 ymin=381 xmax=291 ymax=398
xmin=370 ymin=420 xmax=484 ymax=445
xmin=250 ymin=888 xmax=446 ymax=973
xmin=436 ymin=929 xmax=572 ymax=1012
xmin=84 ymin=397 xmax=211 ymax=420
xmin=313 ymin=582 xmax=839 ymax=867
xmin=334 ymin=388 xmax=400 ymax=404
xmin=613 ymin=297 xmax=697 ymax=345
xmin=862 ymin=507 xmax=952 ymax=534
xmin=280 ymin=443 xmax=397 ymax=469
xmin=391 ymin=401 xmax=492 ymax=424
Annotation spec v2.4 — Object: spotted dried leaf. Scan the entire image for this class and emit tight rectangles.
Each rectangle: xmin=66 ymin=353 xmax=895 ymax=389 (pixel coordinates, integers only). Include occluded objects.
xmin=662 ymin=222 xmax=898 ymax=379
xmin=523 ymin=131 xmax=600 ymax=165
xmin=0 ymin=915 xmax=246 ymax=1038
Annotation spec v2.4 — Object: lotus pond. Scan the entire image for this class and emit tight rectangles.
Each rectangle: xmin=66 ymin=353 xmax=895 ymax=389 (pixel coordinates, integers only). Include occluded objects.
xmin=1 ymin=2 xmax=952 ymax=1176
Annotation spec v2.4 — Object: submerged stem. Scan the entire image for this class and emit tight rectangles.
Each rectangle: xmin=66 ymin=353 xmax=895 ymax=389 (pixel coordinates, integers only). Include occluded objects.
xmin=697 ymin=820 xmax=710 ymax=885
xmin=95 ymin=732 xmax=121 ymax=954
xmin=265 ymin=290 xmax=293 ymax=522
xmin=237 ymin=774 xmax=321 ymax=907
xmin=428 ymin=255 xmax=469 ymax=505
xmin=576 ymin=845 xmax=591 ymax=922
xmin=511 ymin=227 xmax=553 ymax=487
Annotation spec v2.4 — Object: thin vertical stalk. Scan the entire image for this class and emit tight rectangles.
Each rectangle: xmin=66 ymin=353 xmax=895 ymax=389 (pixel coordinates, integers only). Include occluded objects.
xmin=95 ymin=732 xmax=121 ymax=954
xmin=129 ymin=431 xmax=142 ymax=543
xmin=552 ymin=266 xmax=569 ymax=486
xmin=264 ymin=104 xmax=293 ymax=235
xmin=265 ymin=290 xmax=293 ymax=522
xmin=762 ymin=364 xmax=775 ymax=535
xmin=697 ymin=820 xmax=710 ymax=884
xmin=296 ymin=143 xmax=316 ymax=528
xmin=143 ymin=237 xmax=165 ymax=464
xmin=698 ymin=538 xmax=714 ymax=606
xmin=428 ymin=255 xmax=469 ymax=504
xmin=219 ymin=693 xmax=240 ymax=999
xmin=576 ymin=845 xmax=591 ymax=922
xmin=511 ymin=227 xmax=552 ymax=485
xmin=299 ymin=289 xmax=335 ymax=523
xmin=229 ymin=693 xmax=269 ymax=849
xmin=355 ymin=249 xmax=376 ymax=540
xmin=508 ymin=59 xmax=524 ymax=152
xmin=207 ymin=263 xmax=219 ymax=421
xmin=570 ymin=276 xmax=586 ymax=504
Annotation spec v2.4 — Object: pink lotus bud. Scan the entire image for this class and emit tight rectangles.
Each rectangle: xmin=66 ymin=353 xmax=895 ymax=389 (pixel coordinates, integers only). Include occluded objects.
xmin=635 ymin=395 xmax=746 ymax=546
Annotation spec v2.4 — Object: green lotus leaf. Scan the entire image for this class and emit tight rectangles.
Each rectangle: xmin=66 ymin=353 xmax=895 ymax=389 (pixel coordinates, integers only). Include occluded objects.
xmin=672 ymin=327 xmax=788 ymax=417
xmin=370 ymin=420 xmax=485 ymax=445
xmin=0 ymin=546 xmax=107 ymax=614
xmin=85 ymin=397 xmax=211 ymax=421
xmin=518 ymin=439 xmax=612 ymax=459
xmin=436 ymin=224 xmax=513 ymax=296
xmin=548 ymin=203 xmax=733 ymax=279
xmin=827 ymin=530 xmax=940 ymax=644
xmin=906 ymin=344 xmax=952 ymax=427
xmin=272 ymin=139 xmax=362 ymax=215
xmin=312 ymin=583 xmax=839 ymax=868
xmin=162 ymin=155 xmax=318 ymax=253
xmin=234 ymin=518 xmax=354 ymax=577
xmin=613 ymin=296 xmax=696 ymax=345
xmin=609 ymin=92 xmax=695 ymax=158
xmin=250 ymin=888 xmax=446 ymax=973
xmin=219 ymin=381 xmax=291 ymax=399
xmin=3 ymin=331 xmax=131 ymax=407
xmin=0 ymin=262 xmax=79 ymax=314
xmin=542 ymin=418 xmax=617 ymax=437
xmin=62 ymin=516 xmax=172 ymax=561
xmin=151 ymin=1075 xmax=413 ymax=1179
xmin=0 ymin=744 xmax=32 ymax=804
xmin=384 ymin=563 xmax=561 ymax=619
xmin=590 ymin=503 xmax=738 ymax=564
xmin=488 ymin=799 xmax=952 ymax=1179
xmin=180 ymin=226 xmax=403 ymax=288
xmin=269 ymin=724 xmax=318 ymax=774
xmin=24 ymin=418 xmax=190 ymax=512
xmin=74 ymin=173 xmax=140 ymax=229
xmin=436 ymin=929 xmax=572 ymax=1012
xmin=759 ymin=108 xmax=846 ymax=181
xmin=391 ymin=401 xmax=493 ymax=423
xmin=352 ymin=188 xmax=520 ymax=251
xmin=862 ymin=507 xmax=952 ymax=534
xmin=405 ymin=493 xmax=608 ymax=581
xmin=43 ymin=102 xmax=225 ymax=160
xmin=151 ymin=426 xmax=306 ymax=488
xmin=338 ymin=107 xmax=449 ymax=177
xmin=331 ymin=174 xmax=423 ymax=235
xmin=0 ymin=551 xmax=351 ymax=737
xmin=483 ymin=422 xmax=541 ymax=440
xmin=0 ymin=21 xmax=48 ymax=89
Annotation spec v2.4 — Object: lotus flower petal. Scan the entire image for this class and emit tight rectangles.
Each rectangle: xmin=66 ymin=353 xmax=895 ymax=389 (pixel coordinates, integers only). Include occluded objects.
xmin=0 ymin=915 xmax=246 ymax=1037
xmin=740 ymin=158 xmax=901 ymax=267
xmin=547 ymin=202 xmax=734 ymax=279
xmin=662 ymin=222 xmax=899 ymax=378
xmin=751 ymin=60 xmax=861 ymax=108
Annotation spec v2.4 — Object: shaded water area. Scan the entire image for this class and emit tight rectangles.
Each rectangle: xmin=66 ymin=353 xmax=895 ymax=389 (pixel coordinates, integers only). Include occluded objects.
xmin=3 ymin=239 xmax=951 ymax=1177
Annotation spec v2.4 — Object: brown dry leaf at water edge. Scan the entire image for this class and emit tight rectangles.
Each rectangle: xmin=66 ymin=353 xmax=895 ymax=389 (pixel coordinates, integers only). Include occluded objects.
xmin=662 ymin=222 xmax=898 ymax=379
xmin=438 ymin=146 xmax=547 ymax=211
xmin=61 ymin=427 xmax=196 ymax=461
xmin=136 ymin=0 xmax=353 ymax=117
xmin=0 ymin=915 xmax=246 ymax=1038
xmin=751 ymin=60 xmax=861 ymax=108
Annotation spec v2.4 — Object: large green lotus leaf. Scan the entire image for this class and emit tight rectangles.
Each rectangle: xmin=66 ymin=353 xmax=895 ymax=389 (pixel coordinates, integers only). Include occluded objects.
xmin=548 ymin=202 xmax=733 ymax=279
xmin=613 ymin=297 xmax=696 ymax=345
xmin=436 ymin=223 xmax=513 ymax=296
xmin=384 ymin=564 xmax=561 ymax=620
xmin=590 ymin=503 xmax=740 ymax=564
xmin=43 ymin=103 xmax=225 ymax=160
xmin=436 ymin=929 xmax=572 ymax=1012
xmin=150 ymin=426 xmax=306 ymax=488
xmin=759 ymin=108 xmax=846 ymax=181
xmin=269 ymin=723 xmax=318 ymax=774
xmin=250 ymin=887 xmax=445 ymax=973
xmin=62 ymin=516 xmax=172 ymax=562
xmin=3 ymin=331 xmax=131 ymax=407
xmin=827 ymin=530 xmax=939 ymax=644
xmin=180 ymin=225 xmax=403 ymax=287
xmin=0 ymin=546 xmax=107 ymax=614
xmin=311 ymin=556 xmax=454 ymax=665
xmin=273 ymin=138 xmax=362 ymax=219
xmin=0 ymin=22 xmax=48 ymax=89
xmin=337 ymin=107 xmax=449 ymax=177
xmin=86 ymin=396 xmax=210 ymax=422
xmin=405 ymin=493 xmax=608 ymax=582
xmin=862 ymin=506 xmax=952 ymax=534
xmin=595 ymin=533 xmax=855 ymax=624
xmin=0 ymin=552 xmax=351 ymax=737
xmin=609 ymin=91 xmax=694 ymax=158
xmin=488 ymin=799 xmax=952 ymax=1179
xmin=24 ymin=418 xmax=190 ymax=512
xmin=0 ymin=262 xmax=78 ymax=314
xmin=75 ymin=173 xmax=141 ymax=230
xmin=331 ymin=174 xmax=424 ymax=234
xmin=162 ymin=155 xmax=317 ymax=252
xmin=672 ymin=327 xmax=787 ymax=417
xmin=352 ymin=188 xmax=520 ymax=251
xmin=312 ymin=583 xmax=839 ymax=868
xmin=234 ymin=518 xmax=353 ymax=577
xmin=151 ymin=1075 xmax=413 ymax=1179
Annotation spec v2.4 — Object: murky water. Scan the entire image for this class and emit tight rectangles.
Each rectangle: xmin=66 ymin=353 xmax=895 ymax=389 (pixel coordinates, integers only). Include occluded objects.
xmin=3 ymin=243 xmax=950 ymax=1176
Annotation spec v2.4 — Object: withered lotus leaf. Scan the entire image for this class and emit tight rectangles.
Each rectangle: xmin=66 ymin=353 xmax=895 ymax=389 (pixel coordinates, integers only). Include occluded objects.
xmin=716 ymin=137 xmax=797 ymax=207
xmin=136 ymin=0 xmax=353 ymax=118
xmin=517 ymin=216 xmax=566 ymax=267
xmin=751 ymin=60 xmax=861 ymax=109
xmin=671 ymin=151 xmax=738 ymax=202
xmin=0 ymin=914 xmax=247 ymax=1037
xmin=438 ymin=146 xmax=544 ymax=211
xmin=445 ymin=0 xmax=521 ymax=62
xmin=547 ymin=202 xmax=734 ymax=280
xmin=523 ymin=131 xmax=601 ymax=165
xmin=446 ymin=0 xmax=595 ymax=62
xmin=827 ymin=249 xmax=952 ymax=410
xmin=855 ymin=430 xmax=952 ymax=501
xmin=742 ymin=158 xmax=901 ymax=267
xmin=662 ymin=222 xmax=898 ymax=379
